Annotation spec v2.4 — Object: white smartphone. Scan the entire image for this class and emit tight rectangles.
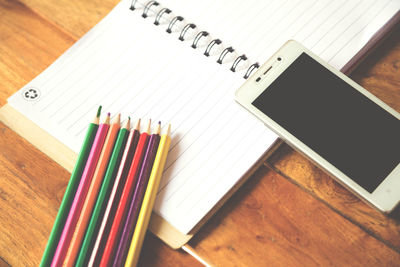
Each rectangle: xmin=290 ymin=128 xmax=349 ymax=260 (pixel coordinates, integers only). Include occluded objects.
xmin=235 ymin=40 xmax=400 ymax=213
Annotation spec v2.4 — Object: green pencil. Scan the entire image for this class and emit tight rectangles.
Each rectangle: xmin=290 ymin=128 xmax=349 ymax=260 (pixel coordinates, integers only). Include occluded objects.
xmin=40 ymin=106 xmax=102 ymax=267
xmin=75 ymin=117 xmax=131 ymax=267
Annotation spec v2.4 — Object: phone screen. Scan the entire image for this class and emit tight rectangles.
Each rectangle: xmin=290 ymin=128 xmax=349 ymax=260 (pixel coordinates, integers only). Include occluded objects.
xmin=252 ymin=53 xmax=400 ymax=193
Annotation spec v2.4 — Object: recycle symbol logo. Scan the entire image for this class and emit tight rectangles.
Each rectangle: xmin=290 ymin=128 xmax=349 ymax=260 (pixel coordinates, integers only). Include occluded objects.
xmin=22 ymin=88 xmax=41 ymax=101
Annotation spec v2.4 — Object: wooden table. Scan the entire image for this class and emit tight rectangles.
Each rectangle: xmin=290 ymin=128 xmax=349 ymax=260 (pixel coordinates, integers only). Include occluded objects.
xmin=1 ymin=0 xmax=399 ymax=266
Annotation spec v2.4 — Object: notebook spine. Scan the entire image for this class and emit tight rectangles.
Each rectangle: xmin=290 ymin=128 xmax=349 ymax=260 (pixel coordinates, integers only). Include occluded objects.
xmin=130 ymin=0 xmax=259 ymax=79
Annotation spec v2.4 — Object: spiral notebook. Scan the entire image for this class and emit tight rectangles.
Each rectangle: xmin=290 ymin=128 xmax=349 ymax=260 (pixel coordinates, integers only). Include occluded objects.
xmin=1 ymin=0 xmax=399 ymax=249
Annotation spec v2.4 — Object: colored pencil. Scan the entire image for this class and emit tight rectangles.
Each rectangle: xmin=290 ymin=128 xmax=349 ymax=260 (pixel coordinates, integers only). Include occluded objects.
xmin=62 ymin=114 xmax=121 ymax=266
xmin=75 ymin=118 xmax=131 ymax=267
xmin=40 ymin=106 xmax=101 ymax=267
xmin=125 ymin=124 xmax=171 ymax=267
xmin=113 ymin=122 xmax=161 ymax=266
xmin=99 ymin=120 xmax=151 ymax=267
xmin=51 ymin=113 xmax=110 ymax=267
xmin=88 ymin=119 xmax=141 ymax=267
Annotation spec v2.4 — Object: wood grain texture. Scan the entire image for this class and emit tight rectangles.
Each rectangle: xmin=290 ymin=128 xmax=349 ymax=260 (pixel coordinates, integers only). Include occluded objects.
xmin=351 ymin=27 xmax=400 ymax=113
xmin=138 ymin=234 xmax=203 ymax=267
xmin=0 ymin=123 xmax=68 ymax=266
xmin=0 ymin=0 xmax=399 ymax=266
xmin=16 ymin=0 xmax=119 ymax=39
xmin=191 ymin=166 xmax=400 ymax=266
xmin=0 ymin=258 xmax=10 ymax=267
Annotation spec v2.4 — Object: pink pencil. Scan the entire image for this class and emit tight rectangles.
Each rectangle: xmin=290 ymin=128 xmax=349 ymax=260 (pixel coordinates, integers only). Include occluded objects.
xmin=50 ymin=113 xmax=110 ymax=267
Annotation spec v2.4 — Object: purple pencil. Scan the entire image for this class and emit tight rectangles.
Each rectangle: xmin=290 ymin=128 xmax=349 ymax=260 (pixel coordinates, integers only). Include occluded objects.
xmin=113 ymin=122 xmax=161 ymax=266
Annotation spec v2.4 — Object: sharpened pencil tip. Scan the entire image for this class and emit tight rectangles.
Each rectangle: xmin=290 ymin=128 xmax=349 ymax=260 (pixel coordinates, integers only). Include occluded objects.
xmin=113 ymin=113 xmax=121 ymax=124
xmin=167 ymin=124 xmax=171 ymax=136
xmin=107 ymin=112 xmax=111 ymax=116
xmin=96 ymin=106 xmax=102 ymax=117
xmin=146 ymin=119 xmax=151 ymax=133
xmin=156 ymin=121 xmax=161 ymax=134
xmin=124 ymin=117 xmax=130 ymax=129
xmin=104 ymin=112 xmax=111 ymax=124
xmin=134 ymin=118 xmax=141 ymax=131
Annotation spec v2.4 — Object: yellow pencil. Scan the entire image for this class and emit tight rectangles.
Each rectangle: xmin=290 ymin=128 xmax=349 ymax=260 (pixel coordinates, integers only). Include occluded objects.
xmin=124 ymin=124 xmax=171 ymax=267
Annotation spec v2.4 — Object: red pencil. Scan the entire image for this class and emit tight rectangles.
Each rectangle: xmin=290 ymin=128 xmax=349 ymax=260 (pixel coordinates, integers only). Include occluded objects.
xmin=113 ymin=122 xmax=161 ymax=266
xmin=99 ymin=120 xmax=151 ymax=267
xmin=88 ymin=119 xmax=141 ymax=267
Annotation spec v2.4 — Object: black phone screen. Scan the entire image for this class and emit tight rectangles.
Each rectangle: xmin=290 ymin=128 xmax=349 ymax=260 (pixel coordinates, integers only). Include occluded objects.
xmin=252 ymin=53 xmax=400 ymax=193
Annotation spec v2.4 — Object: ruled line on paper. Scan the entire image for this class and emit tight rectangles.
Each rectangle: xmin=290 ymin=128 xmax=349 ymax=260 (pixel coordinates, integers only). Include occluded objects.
xmin=311 ymin=1 xmax=372 ymax=55
xmin=38 ymin=21 xmax=118 ymax=111
xmin=159 ymin=74 xmax=228 ymax=156
xmin=181 ymin=124 xmax=265 ymax=212
xmin=50 ymin=38 xmax=136 ymax=119
xmin=32 ymin=26 xmax=107 ymax=108
xmin=45 ymin=28 xmax=144 ymax=122
xmin=173 ymin=111 xmax=263 ymax=208
xmin=157 ymin=85 xmax=259 ymax=197
xmin=60 ymin=48 xmax=135 ymax=126
xmin=62 ymin=29 xmax=161 ymax=134
xmin=155 ymin=83 xmax=232 ymax=182
xmin=251 ymin=0 xmax=317 ymax=59
xmin=327 ymin=0 xmax=394 ymax=64
xmin=157 ymin=85 xmax=242 ymax=195
xmin=317 ymin=0 xmax=377 ymax=56
xmin=291 ymin=1 xmax=335 ymax=43
xmin=299 ymin=0 xmax=345 ymax=46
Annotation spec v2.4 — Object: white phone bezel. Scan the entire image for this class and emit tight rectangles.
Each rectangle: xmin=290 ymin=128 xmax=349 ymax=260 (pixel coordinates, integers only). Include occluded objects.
xmin=235 ymin=40 xmax=400 ymax=213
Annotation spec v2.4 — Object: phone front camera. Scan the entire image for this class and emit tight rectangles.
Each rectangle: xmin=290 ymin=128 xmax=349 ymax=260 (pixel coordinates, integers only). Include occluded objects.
xmin=277 ymin=57 xmax=282 ymax=61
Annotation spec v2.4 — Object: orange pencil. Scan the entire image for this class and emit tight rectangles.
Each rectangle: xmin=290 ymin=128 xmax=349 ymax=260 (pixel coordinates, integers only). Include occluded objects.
xmin=62 ymin=114 xmax=121 ymax=267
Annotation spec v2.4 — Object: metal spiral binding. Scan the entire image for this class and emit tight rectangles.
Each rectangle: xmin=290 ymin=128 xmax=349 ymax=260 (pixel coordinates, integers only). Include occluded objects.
xmin=217 ymin=47 xmax=234 ymax=64
xmin=130 ymin=0 xmax=260 ymax=79
xmin=243 ymin=62 xmax=260 ymax=79
xmin=142 ymin=1 xmax=159 ymax=18
xmin=154 ymin=8 xmax=171 ymax=25
xmin=130 ymin=0 xmax=139 ymax=10
xmin=166 ymin=16 xmax=183 ymax=33
xmin=179 ymin=24 xmax=196 ymax=41
xmin=230 ymin=55 xmax=247 ymax=72
xmin=204 ymin=39 xmax=221 ymax=57
xmin=192 ymin=31 xmax=208 ymax=48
